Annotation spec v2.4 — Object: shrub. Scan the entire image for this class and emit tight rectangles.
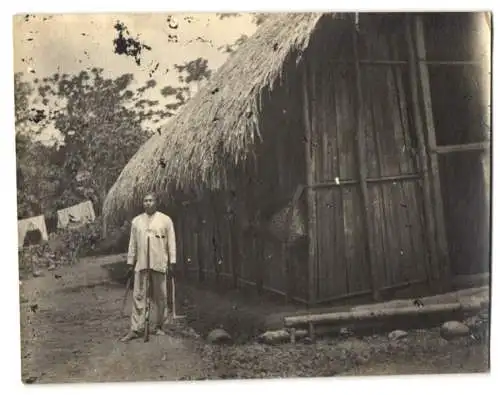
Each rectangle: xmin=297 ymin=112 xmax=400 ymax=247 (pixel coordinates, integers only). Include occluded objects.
xmin=18 ymin=217 xmax=131 ymax=277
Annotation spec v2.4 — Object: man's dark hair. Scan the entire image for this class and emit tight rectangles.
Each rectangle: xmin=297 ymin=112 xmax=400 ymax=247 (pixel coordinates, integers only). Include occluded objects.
xmin=143 ymin=192 xmax=157 ymax=201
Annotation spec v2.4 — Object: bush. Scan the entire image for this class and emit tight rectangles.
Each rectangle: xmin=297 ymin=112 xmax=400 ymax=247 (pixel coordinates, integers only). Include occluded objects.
xmin=93 ymin=220 xmax=131 ymax=255
xmin=18 ymin=218 xmax=131 ymax=277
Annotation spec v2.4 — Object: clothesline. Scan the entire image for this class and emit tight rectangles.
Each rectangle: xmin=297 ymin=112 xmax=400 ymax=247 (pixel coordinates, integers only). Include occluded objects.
xmin=18 ymin=200 xmax=97 ymax=248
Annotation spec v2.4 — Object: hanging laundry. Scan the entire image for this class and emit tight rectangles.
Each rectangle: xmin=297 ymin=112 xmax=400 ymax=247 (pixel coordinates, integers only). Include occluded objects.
xmin=18 ymin=215 xmax=49 ymax=248
xmin=57 ymin=200 xmax=96 ymax=229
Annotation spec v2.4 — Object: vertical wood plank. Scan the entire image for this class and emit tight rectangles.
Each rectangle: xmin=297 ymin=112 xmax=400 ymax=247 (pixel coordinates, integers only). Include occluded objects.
xmin=367 ymin=71 xmax=393 ymax=285
xmin=339 ymin=72 xmax=355 ymax=296
xmin=385 ymin=61 xmax=414 ymax=284
xmin=361 ymin=71 xmax=386 ymax=288
xmin=393 ymin=50 xmax=428 ymax=280
xmin=414 ymin=15 xmax=452 ymax=290
xmin=317 ymin=72 xmax=331 ymax=300
xmin=371 ymin=37 xmax=405 ymax=285
xmin=317 ymin=62 xmax=328 ymax=299
xmin=352 ymin=24 xmax=381 ymax=301
xmin=302 ymin=61 xmax=318 ymax=306
xmin=332 ymin=66 xmax=347 ymax=300
xmin=404 ymin=15 xmax=440 ymax=289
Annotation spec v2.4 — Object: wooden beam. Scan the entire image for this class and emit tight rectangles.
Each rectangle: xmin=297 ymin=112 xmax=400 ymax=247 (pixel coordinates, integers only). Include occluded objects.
xmin=328 ymin=59 xmax=409 ymax=65
xmin=352 ymin=23 xmax=381 ymax=302
xmin=422 ymin=60 xmax=484 ymax=66
xmin=315 ymin=279 xmax=427 ymax=305
xmin=414 ymin=15 xmax=452 ymax=291
xmin=283 ymin=300 xmax=488 ymax=328
xmin=404 ymin=15 xmax=440 ymax=290
xmin=330 ymin=59 xmax=484 ymax=66
xmin=236 ymin=277 xmax=309 ymax=304
xmin=328 ymin=60 xmax=484 ymax=66
xmin=302 ymin=63 xmax=318 ymax=306
xmin=308 ymin=174 xmax=421 ymax=189
xmin=432 ymin=142 xmax=490 ymax=154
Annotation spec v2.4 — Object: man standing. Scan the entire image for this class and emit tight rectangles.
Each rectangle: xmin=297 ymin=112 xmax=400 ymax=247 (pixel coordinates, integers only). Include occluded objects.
xmin=120 ymin=192 xmax=177 ymax=342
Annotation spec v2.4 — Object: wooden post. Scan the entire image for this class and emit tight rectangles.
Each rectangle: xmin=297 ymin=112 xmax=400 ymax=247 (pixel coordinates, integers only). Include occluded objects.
xmin=230 ymin=208 xmax=239 ymax=289
xmin=414 ymin=15 xmax=452 ymax=290
xmin=308 ymin=322 xmax=316 ymax=343
xmin=404 ymin=15 xmax=440 ymax=289
xmin=290 ymin=328 xmax=297 ymax=344
xmin=224 ymin=169 xmax=240 ymax=290
xmin=351 ymin=21 xmax=381 ymax=302
xmin=101 ymin=188 xmax=108 ymax=239
xmin=282 ymin=243 xmax=290 ymax=304
xmin=302 ymin=63 xmax=318 ymax=306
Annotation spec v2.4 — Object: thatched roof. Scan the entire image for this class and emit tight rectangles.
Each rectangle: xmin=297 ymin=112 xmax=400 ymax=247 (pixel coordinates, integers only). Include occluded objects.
xmin=104 ymin=12 xmax=342 ymax=224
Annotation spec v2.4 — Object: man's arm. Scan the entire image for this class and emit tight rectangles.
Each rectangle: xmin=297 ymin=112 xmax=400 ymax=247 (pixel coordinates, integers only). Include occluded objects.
xmin=127 ymin=220 xmax=137 ymax=268
xmin=166 ymin=217 xmax=176 ymax=266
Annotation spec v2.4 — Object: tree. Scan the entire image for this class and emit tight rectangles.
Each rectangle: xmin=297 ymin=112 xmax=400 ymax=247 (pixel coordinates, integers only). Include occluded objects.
xmin=216 ymin=13 xmax=241 ymax=20
xmin=112 ymin=21 xmax=152 ymax=66
xmin=51 ymin=69 xmax=149 ymax=203
xmin=14 ymin=72 xmax=34 ymax=130
xmin=173 ymin=57 xmax=212 ymax=99
xmin=14 ymin=73 xmax=57 ymax=219
xmin=24 ymin=68 xmax=158 ymax=235
xmin=15 ymin=131 xmax=62 ymax=219
xmin=160 ymin=85 xmax=190 ymax=113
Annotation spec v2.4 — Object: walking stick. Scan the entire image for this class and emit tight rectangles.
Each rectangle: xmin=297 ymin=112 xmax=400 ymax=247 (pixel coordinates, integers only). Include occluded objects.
xmin=144 ymin=236 xmax=151 ymax=342
xmin=169 ymin=263 xmax=185 ymax=320
xmin=120 ymin=273 xmax=133 ymax=317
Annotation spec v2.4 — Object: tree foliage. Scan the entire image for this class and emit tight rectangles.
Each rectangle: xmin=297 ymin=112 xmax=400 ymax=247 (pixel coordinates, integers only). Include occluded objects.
xmin=14 ymin=69 xmax=159 ymax=221
xmin=112 ymin=21 xmax=152 ymax=66
xmin=15 ymin=15 xmax=220 ymax=228
xmin=174 ymin=58 xmax=212 ymax=84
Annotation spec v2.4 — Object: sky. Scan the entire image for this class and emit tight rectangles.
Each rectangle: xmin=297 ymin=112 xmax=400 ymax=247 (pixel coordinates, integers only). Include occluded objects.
xmin=13 ymin=12 xmax=258 ymax=141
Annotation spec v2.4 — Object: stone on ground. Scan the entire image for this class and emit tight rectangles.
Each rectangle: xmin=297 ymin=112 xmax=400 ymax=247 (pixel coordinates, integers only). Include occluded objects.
xmin=258 ymin=329 xmax=289 ymax=344
xmin=388 ymin=330 xmax=408 ymax=341
xmin=257 ymin=329 xmax=308 ymax=344
xmin=207 ymin=328 xmax=232 ymax=344
xmin=440 ymin=321 xmax=470 ymax=340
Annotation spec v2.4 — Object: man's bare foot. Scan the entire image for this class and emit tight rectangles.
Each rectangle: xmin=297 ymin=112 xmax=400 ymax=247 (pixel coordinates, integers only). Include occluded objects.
xmin=120 ymin=331 xmax=139 ymax=342
xmin=155 ymin=328 xmax=166 ymax=336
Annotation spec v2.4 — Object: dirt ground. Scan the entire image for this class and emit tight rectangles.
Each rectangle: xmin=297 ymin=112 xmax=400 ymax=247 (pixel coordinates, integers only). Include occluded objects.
xmin=19 ymin=255 xmax=489 ymax=384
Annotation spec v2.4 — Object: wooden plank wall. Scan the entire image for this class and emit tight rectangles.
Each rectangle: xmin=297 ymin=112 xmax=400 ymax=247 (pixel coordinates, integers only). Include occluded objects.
xmin=172 ymin=16 xmax=448 ymax=304
xmin=253 ymin=58 xmax=309 ymax=301
xmin=308 ymin=17 xmax=431 ymax=302
xmin=306 ymin=32 xmax=371 ymax=302
xmin=173 ymin=55 xmax=309 ymax=301
xmin=420 ymin=13 xmax=491 ymax=276
xmin=359 ymin=25 xmax=429 ymax=289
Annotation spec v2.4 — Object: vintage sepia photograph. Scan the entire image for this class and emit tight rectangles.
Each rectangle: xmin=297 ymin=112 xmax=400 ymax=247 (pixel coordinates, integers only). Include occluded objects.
xmin=13 ymin=10 xmax=491 ymax=385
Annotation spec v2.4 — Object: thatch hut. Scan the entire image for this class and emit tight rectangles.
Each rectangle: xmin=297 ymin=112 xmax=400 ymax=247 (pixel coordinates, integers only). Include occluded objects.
xmin=104 ymin=12 xmax=491 ymax=305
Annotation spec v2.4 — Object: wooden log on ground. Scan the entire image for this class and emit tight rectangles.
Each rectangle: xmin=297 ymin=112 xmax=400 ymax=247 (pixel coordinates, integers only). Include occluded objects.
xmin=283 ymin=299 xmax=489 ymax=328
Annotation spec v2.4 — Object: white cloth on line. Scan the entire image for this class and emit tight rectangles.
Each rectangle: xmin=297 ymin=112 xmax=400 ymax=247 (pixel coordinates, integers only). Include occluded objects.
xmin=18 ymin=215 xmax=49 ymax=248
xmin=57 ymin=200 xmax=96 ymax=229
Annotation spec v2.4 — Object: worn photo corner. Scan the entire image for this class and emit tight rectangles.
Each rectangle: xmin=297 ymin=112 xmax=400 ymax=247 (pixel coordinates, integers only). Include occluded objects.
xmin=15 ymin=11 xmax=491 ymax=384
